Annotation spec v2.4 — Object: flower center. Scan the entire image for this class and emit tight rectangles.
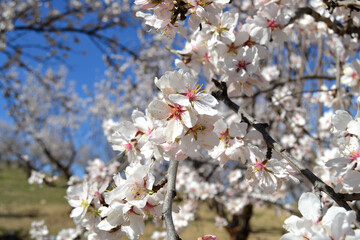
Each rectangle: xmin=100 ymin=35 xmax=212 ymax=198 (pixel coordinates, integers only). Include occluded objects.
xmin=167 ymin=104 xmax=186 ymax=121
xmin=203 ymin=53 xmax=210 ymax=62
xmin=219 ymin=128 xmax=233 ymax=145
xmin=351 ymin=72 xmax=357 ymax=79
xmin=236 ymin=60 xmax=248 ymax=71
xmin=243 ymin=37 xmax=255 ymax=48
xmin=267 ymin=20 xmax=278 ymax=30
xmin=254 ymin=159 xmax=266 ymax=172
xmin=80 ymin=199 xmax=89 ymax=209
xmin=227 ymin=42 xmax=240 ymax=54
xmin=125 ymin=143 xmax=133 ymax=151
xmin=186 ymin=89 xmax=198 ymax=102
xmin=131 ymin=183 xmax=147 ymax=200
xmin=146 ymin=129 xmax=153 ymax=135
xmin=349 ymin=151 xmax=360 ymax=162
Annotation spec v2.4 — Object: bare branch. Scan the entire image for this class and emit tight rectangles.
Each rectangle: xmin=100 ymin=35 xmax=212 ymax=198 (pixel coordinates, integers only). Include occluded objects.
xmin=34 ymin=137 xmax=72 ymax=179
xmin=339 ymin=193 xmax=360 ymax=201
xmin=153 ymin=176 xmax=168 ymax=193
xmin=162 ymin=160 xmax=181 ymax=240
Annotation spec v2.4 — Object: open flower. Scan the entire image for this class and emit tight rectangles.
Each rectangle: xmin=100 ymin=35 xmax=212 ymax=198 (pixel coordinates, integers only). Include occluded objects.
xmin=246 ymin=146 xmax=292 ymax=194
xmin=209 ymin=119 xmax=252 ymax=166
xmin=281 ymin=192 xmax=357 ymax=240
xmin=148 ymin=99 xmax=197 ymax=142
xmin=110 ymin=121 xmax=142 ymax=163
xmin=168 ymin=72 xmax=218 ymax=116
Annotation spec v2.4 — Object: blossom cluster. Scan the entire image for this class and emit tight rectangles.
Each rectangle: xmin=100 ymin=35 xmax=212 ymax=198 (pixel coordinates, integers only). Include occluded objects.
xmin=282 ymin=192 xmax=360 ymax=239
xmin=65 ymin=161 xmax=165 ymax=240
xmin=103 ymin=69 xmax=297 ymax=196
xmin=322 ymin=98 xmax=360 ymax=193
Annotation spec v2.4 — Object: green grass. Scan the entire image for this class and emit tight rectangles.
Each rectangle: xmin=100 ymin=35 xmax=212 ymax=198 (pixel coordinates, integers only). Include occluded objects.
xmin=0 ymin=166 xmax=288 ymax=239
xmin=0 ymin=166 xmax=73 ymax=239
xmin=0 ymin=167 xmax=68 ymax=205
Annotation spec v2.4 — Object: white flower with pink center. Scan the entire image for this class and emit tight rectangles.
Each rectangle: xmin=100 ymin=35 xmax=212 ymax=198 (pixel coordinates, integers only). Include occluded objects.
xmin=224 ymin=47 xmax=258 ymax=82
xmin=341 ymin=61 xmax=360 ymax=87
xmin=168 ymin=71 xmax=218 ymax=116
xmin=251 ymin=3 xmax=288 ymax=44
xmin=246 ymin=146 xmax=290 ymax=193
xmin=206 ymin=11 xmax=239 ymax=46
xmin=148 ymin=99 xmax=197 ymax=143
xmin=175 ymin=32 xmax=219 ymax=79
xmin=216 ymin=30 xmax=251 ymax=58
xmin=209 ymin=119 xmax=252 ymax=166
xmin=106 ymin=163 xmax=155 ymax=209
xmin=325 ymin=137 xmax=360 ymax=191
xmin=178 ymin=115 xmax=220 ymax=158
xmin=110 ymin=121 xmax=142 ymax=163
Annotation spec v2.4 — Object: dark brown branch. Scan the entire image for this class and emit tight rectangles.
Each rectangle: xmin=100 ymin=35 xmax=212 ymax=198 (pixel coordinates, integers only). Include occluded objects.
xmin=153 ymin=176 xmax=168 ymax=192
xmin=266 ymin=147 xmax=272 ymax=160
xmin=11 ymin=25 xmax=139 ymax=60
xmin=339 ymin=193 xmax=360 ymax=201
xmin=34 ymin=137 xmax=71 ymax=179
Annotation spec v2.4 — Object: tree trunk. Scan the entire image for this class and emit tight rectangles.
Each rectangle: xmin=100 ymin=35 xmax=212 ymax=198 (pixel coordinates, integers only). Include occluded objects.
xmin=226 ymin=204 xmax=253 ymax=240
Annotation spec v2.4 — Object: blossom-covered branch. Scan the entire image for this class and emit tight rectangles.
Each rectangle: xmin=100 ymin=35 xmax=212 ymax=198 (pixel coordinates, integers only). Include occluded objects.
xmin=211 ymin=79 xmax=360 ymax=220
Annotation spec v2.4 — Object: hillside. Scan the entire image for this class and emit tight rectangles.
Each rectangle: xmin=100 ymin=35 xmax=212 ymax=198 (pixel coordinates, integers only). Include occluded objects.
xmin=0 ymin=166 xmax=287 ymax=239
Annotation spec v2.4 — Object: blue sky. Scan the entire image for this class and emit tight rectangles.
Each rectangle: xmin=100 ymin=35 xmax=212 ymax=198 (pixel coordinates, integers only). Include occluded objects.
xmin=0 ymin=15 xmax=142 ymax=121
xmin=0 ymin=35 xmax=104 ymax=124
xmin=0 ymin=5 xmax=143 ymax=176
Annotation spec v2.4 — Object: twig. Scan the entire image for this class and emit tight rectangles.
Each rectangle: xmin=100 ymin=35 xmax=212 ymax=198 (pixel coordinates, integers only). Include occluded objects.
xmin=153 ymin=176 xmax=168 ymax=192
xmin=336 ymin=54 xmax=345 ymax=109
xmin=162 ymin=160 xmax=181 ymax=240
xmin=339 ymin=193 xmax=360 ymax=201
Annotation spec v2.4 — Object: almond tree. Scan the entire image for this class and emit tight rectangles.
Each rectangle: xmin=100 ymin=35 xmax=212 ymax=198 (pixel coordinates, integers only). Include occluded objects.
xmin=4 ymin=1 xmax=360 ymax=240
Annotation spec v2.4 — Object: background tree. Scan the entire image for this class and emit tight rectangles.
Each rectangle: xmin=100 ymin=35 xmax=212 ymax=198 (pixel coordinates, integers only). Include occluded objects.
xmin=0 ymin=0 xmax=174 ymax=177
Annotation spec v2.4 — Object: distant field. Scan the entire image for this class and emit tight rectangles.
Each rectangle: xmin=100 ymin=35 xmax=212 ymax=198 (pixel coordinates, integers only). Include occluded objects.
xmin=0 ymin=166 xmax=288 ymax=239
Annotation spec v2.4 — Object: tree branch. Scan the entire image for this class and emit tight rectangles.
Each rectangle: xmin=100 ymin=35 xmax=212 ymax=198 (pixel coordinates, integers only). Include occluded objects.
xmin=339 ymin=193 xmax=360 ymax=201
xmin=323 ymin=0 xmax=360 ymax=11
xmin=211 ymin=79 xmax=360 ymax=222
xmin=287 ymin=7 xmax=360 ymax=36
xmin=153 ymin=176 xmax=168 ymax=193
xmin=162 ymin=160 xmax=181 ymax=240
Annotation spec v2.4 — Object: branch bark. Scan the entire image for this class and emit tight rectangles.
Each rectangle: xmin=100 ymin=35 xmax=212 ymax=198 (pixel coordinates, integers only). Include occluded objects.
xmin=339 ymin=193 xmax=360 ymax=201
xmin=162 ymin=160 xmax=181 ymax=240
